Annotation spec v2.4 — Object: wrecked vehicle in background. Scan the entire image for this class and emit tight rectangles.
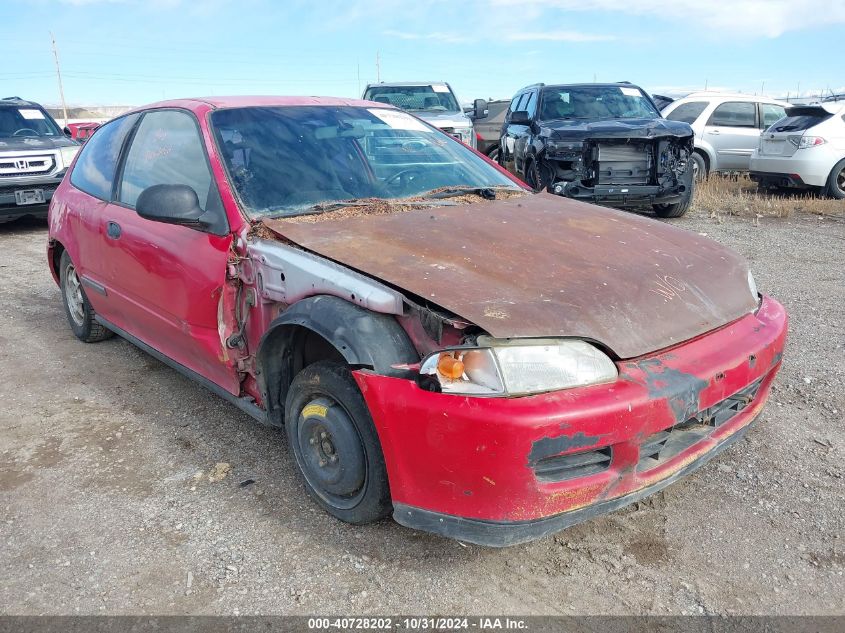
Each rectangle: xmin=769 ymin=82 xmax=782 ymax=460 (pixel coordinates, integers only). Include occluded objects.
xmin=48 ymin=96 xmax=786 ymax=547
xmin=499 ymin=83 xmax=695 ymax=217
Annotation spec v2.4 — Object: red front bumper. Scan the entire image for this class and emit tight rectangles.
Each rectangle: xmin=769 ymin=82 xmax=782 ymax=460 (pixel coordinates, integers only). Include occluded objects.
xmin=353 ymin=296 xmax=787 ymax=546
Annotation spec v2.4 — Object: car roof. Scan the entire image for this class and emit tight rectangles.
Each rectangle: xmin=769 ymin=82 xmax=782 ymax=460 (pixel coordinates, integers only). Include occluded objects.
xmin=126 ymin=95 xmax=392 ymax=115
xmin=679 ymin=91 xmax=791 ymax=105
xmin=518 ymin=82 xmax=644 ymax=92
xmin=1 ymin=97 xmax=43 ymax=108
xmin=365 ymin=82 xmax=449 ymax=88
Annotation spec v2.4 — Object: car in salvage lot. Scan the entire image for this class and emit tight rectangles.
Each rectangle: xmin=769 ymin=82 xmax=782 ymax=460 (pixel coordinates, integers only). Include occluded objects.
xmin=498 ymin=82 xmax=696 ymax=217
xmin=47 ymin=95 xmax=787 ymax=547
xmin=750 ymin=102 xmax=845 ymax=198
xmin=0 ymin=96 xmax=80 ymax=224
xmin=662 ymin=92 xmax=790 ymax=179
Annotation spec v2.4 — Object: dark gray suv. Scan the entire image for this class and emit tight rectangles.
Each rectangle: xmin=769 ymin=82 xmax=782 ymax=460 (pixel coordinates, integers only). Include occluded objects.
xmin=0 ymin=97 xmax=79 ymax=224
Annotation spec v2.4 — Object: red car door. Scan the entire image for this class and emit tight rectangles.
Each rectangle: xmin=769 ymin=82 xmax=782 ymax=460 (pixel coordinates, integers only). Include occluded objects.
xmin=57 ymin=113 xmax=141 ymax=316
xmin=98 ymin=108 xmax=240 ymax=394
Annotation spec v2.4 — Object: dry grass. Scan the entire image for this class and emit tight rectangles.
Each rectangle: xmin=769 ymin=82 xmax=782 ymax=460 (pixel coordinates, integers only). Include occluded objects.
xmin=692 ymin=174 xmax=845 ymax=221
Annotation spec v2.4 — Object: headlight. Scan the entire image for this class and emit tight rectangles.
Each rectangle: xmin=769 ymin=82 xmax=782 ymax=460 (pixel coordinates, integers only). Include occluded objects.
xmin=454 ymin=127 xmax=473 ymax=144
xmin=546 ymin=140 xmax=583 ymax=157
xmin=58 ymin=145 xmax=79 ymax=169
xmin=419 ymin=339 xmax=618 ymax=397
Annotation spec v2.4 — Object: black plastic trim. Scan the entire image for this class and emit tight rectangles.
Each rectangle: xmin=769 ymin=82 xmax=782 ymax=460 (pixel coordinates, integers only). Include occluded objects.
xmin=393 ymin=422 xmax=753 ymax=547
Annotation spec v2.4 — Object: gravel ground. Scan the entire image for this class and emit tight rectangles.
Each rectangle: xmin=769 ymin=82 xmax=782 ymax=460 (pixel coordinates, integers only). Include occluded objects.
xmin=1 ymin=209 xmax=843 ymax=616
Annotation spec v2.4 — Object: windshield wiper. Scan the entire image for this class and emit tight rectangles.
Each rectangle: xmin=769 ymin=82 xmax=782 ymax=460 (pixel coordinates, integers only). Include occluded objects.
xmin=418 ymin=185 xmax=518 ymax=200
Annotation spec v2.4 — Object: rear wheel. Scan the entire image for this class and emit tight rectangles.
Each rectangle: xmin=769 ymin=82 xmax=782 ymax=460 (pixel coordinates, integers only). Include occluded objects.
xmin=824 ymin=158 xmax=845 ymax=199
xmin=486 ymin=147 xmax=499 ymax=163
xmin=285 ymin=361 xmax=391 ymax=525
xmin=59 ymin=251 xmax=113 ymax=343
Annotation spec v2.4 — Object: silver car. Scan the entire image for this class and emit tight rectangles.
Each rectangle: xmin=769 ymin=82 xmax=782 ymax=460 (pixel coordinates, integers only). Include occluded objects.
xmin=362 ymin=82 xmax=485 ymax=149
xmin=662 ymin=92 xmax=790 ymax=179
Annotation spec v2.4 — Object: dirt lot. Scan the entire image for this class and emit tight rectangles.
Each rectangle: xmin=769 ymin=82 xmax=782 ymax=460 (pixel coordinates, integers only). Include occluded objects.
xmin=1 ymin=203 xmax=843 ymax=615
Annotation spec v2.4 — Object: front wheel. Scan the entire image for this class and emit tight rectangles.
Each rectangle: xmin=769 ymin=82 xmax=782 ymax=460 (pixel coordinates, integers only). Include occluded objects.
xmin=691 ymin=152 xmax=708 ymax=182
xmin=59 ymin=251 xmax=113 ymax=343
xmin=285 ymin=361 xmax=391 ymax=525
xmin=653 ymin=169 xmax=695 ymax=218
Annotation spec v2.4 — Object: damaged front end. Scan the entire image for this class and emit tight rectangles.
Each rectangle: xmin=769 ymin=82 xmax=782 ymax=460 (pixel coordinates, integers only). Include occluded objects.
xmin=537 ymin=122 xmax=694 ymax=207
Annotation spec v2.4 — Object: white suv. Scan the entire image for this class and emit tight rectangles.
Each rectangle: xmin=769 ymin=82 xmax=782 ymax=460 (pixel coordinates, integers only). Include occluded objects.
xmin=750 ymin=102 xmax=845 ymax=199
xmin=662 ymin=92 xmax=790 ymax=179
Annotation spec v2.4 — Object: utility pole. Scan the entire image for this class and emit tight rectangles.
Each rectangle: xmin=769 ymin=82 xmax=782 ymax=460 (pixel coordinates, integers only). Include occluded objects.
xmin=50 ymin=32 xmax=69 ymax=126
xmin=376 ymin=51 xmax=381 ymax=82
xmin=357 ymin=62 xmax=361 ymax=95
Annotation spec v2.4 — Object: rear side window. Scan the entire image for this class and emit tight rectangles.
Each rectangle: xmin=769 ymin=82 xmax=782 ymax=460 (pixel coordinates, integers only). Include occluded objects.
xmin=70 ymin=113 xmax=140 ymax=200
xmin=707 ymin=102 xmax=756 ymax=127
xmin=771 ymin=107 xmax=833 ymax=132
xmin=119 ymin=110 xmax=213 ymax=210
xmin=666 ymin=101 xmax=708 ymax=124
xmin=761 ymin=104 xmax=786 ymax=128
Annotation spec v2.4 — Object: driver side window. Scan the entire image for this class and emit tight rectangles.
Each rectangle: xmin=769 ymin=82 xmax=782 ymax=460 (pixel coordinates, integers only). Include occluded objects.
xmin=119 ymin=110 xmax=214 ymax=210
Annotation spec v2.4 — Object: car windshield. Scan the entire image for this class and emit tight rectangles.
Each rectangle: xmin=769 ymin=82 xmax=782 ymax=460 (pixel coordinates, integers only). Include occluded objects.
xmin=210 ymin=105 xmax=519 ymax=219
xmin=539 ymin=85 xmax=660 ymax=122
xmin=0 ymin=105 xmax=63 ymax=138
xmin=363 ymin=85 xmax=460 ymax=113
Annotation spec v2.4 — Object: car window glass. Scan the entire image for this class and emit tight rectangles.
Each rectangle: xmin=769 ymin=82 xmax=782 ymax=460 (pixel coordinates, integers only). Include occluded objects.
xmin=211 ymin=106 xmax=517 ymax=219
xmin=508 ymin=95 xmax=520 ymax=115
xmin=70 ymin=113 xmax=140 ymax=201
xmin=761 ymin=104 xmax=786 ymax=128
xmin=665 ymin=101 xmax=708 ymax=124
xmin=707 ymin=102 xmax=756 ymax=127
xmin=523 ymin=92 xmax=537 ymax=119
xmin=119 ymin=110 xmax=213 ymax=209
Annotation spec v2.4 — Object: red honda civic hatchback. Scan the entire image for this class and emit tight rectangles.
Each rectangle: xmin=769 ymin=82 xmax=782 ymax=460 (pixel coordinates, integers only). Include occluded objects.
xmin=47 ymin=96 xmax=787 ymax=546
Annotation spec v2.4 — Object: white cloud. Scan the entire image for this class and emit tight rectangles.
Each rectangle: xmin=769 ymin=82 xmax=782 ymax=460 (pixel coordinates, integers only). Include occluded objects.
xmin=493 ymin=0 xmax=845 ymax=38
xmin=505 ymin=30 xmax=615 ymax=42
xmin=382 ymin=30 xmax=471 ymax=43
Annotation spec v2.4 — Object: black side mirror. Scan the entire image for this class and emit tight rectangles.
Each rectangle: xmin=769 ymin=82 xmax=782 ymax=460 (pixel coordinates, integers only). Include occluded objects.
xmin=510 ymin=110 xmax=531 ymax=125
xmin=136 ymin=184 xmax=208 ymax=227
xmin=472 ymin=98 xmax=488 ymax=120
xmin=63 ymin=126 xmax=73 ymax=138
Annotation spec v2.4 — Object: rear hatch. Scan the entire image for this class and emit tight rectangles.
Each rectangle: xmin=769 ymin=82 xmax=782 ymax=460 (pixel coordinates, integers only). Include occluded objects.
xmin=759 ymin=106 xmax=833 ymax=157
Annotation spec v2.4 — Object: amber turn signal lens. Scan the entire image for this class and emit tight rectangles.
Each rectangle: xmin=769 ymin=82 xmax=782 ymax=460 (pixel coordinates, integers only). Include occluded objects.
xmin=437 ymin=353 xmax=465 ymax=380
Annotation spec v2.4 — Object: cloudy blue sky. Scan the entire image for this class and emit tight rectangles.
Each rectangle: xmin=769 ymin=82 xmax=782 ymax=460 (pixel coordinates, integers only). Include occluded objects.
xmin=1 ymin=0 xmax=843 ymax=107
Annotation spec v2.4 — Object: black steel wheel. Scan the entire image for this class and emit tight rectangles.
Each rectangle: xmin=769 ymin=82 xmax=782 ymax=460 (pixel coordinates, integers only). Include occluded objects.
xmin=285 ymin=361 xmax=391 ymax=524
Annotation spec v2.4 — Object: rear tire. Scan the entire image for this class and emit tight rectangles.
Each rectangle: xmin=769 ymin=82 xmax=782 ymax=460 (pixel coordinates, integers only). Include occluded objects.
xmin=285 ymin=361 xmax=391 ymax=525
xmin=653 ymin=168 xmax=695 ymax=218
xmin=59 ymin=251 xmax=113 ymax=343
xmin=824 ymin=158 xmax=845 ymax=199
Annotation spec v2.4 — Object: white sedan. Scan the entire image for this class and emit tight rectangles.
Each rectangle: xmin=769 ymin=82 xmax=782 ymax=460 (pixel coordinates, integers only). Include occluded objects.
xmin=750 ymin=102 xmax=845 ymax=199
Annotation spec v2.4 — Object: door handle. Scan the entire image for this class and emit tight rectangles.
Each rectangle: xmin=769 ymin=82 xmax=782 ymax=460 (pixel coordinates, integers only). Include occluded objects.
xmin=106 ymin=221 xmax=122 ymax=239
xmin=708 ymin=129 xmax=721 ymax=135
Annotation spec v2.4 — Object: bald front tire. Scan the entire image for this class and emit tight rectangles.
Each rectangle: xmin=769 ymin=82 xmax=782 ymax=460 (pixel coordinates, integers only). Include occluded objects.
xmin=285 ymin=360 xmax=391 ymax=525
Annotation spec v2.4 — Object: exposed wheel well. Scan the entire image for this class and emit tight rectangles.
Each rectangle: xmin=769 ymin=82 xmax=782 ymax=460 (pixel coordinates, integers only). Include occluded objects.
xmin=257 ymin=324 xmax=347 ymax=427
xmin=49 ymin=239 xmax=66 ymax=283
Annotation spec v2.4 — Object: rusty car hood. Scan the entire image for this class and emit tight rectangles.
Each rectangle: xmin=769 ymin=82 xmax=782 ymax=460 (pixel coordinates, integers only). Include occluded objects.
xmin=263 ymin=193 xmax=758 ymax=359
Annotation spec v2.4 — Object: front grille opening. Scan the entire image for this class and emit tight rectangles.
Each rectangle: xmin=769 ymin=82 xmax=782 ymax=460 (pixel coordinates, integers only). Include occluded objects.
xmin=534 ymin=446 xmax=612 ymax=483
xmin=637 ymin=378 xmax=764 ymax=472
